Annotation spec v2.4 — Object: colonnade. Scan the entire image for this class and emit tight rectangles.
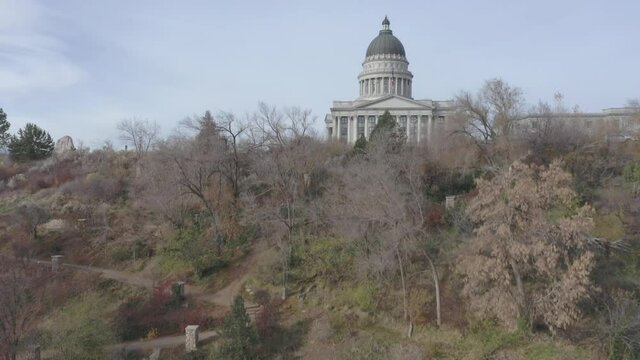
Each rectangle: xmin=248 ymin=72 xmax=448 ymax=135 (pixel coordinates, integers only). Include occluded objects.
xmin=359 ymin=77 xmax=412 ymax=98
xmin=332 ymin=113 xmax=441 ymax=144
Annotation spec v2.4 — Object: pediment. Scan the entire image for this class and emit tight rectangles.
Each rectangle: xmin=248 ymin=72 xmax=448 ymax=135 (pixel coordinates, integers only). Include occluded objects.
xmin=355 ymin=96 xmax=431 ymax=110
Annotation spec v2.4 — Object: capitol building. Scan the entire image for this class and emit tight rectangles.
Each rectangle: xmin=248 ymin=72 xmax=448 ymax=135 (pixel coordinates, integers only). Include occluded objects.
xmin=325 ymin=16 xmax=455 ymax=144
xmin=326 ymin=16 xmax=638 ymax=144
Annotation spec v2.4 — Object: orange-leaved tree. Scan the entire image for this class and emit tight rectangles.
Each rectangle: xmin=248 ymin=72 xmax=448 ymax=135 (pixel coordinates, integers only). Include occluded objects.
xmin=456 ymin=160 xmax=595 ymax=333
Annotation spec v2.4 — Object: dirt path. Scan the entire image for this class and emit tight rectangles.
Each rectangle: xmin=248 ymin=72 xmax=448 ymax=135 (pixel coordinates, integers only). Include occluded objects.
xmin=31 ymin=253 xmax=262 ymax=353
xmin=110 ymin=330 xmax=218 ymax=351
xmin=33 ymin=259 xmax=155 ymax=289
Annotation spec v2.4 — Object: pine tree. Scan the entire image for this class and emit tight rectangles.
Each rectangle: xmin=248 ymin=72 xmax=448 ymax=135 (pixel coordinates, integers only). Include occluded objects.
xmin=352 ymin=134 xmax=367 ymax=155
xmin=0 ymin=108 xmax=10 ymax=149
xmin=369 ymin=110 xmax=396 ymax=139
xmin=216 ymin=296 xmax=259 ymax=360
xmin=8 ymin=123 xmax=54 ymax=162
xmin=369 ymin=110 xmax=405 ymax=152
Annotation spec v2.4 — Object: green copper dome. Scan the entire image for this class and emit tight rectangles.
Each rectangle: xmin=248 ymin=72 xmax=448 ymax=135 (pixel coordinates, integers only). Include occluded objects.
xmin=365 ymin=16 xmax=406 ymax=58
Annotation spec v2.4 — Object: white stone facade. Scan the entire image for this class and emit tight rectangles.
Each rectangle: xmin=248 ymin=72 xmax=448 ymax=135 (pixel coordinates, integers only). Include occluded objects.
xmin=326 ymin=17 xmax=455 ymax=144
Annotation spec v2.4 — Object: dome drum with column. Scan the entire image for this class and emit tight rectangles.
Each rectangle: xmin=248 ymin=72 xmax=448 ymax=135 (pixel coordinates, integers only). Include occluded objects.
xmin=358 ymin=16 xmax=413 ymax=99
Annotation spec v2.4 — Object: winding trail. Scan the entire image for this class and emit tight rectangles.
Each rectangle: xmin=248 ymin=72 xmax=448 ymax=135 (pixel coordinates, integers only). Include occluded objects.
xmin=31 ymin=254 xmax=260 ymax=353
xmin=109 ymin=330 xmax=218 ymax=351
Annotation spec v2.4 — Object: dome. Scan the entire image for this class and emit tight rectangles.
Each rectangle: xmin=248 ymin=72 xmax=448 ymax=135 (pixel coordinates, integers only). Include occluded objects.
xmin=365 ymin=17 xmax=406 ymax=58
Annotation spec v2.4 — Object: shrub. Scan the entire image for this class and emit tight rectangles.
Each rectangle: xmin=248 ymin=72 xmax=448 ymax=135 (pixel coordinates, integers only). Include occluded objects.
xmin=252 ymin=291 xmax=281 ymax=338
xmin=161 ymin=225 xmax=229 ymax=278
xmin=297 ymin=237 xmax=354 ymax=284
xmin=352 ymin=281 xmax=378 ymax=313
xmin=408 ymin=287 xmax=432 ymax=325
xmin=47 ymin=292 xmax=117 ymax=360
xmin=596 ymin=291 xmax=640 ymax=359
xmin=110 ymin=241 xmax=154 ymax=263
xmin=115 ymin=283 xmax=207 ymax=341
xmin=348 ymin=334 xmax=389 ymax=360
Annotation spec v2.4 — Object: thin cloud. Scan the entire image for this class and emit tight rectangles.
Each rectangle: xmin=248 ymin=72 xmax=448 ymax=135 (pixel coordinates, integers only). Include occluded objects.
xmin=0 ymin=0 xmax=85 ymax=94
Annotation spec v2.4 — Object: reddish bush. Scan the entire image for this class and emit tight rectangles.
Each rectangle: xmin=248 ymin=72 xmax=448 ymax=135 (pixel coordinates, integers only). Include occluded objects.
xmin=115 ymin=282 xmax=211 ymax=341
xmin=252 ymin=291 xmax=282 ymax=338
xmin=425 ymin=205 xmax=445 ymax=228
xmin=0 ymin=164 xmax=21 ymax=182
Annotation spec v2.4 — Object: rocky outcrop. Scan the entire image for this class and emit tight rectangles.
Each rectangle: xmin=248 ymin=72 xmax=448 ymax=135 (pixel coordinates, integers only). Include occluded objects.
xmin=55 ymin=136 xmax=75 ymax=155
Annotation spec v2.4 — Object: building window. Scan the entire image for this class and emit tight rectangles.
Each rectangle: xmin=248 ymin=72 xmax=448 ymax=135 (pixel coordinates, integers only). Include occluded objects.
xmin=368 ymin=116 xmax=376 ymax=136
xmin=357 ymin=116 xmax=365 ymax=138
xmin=437 ymin=116 xmax=445 ymax=126
xmin=383 ymin=77 xmax=389 ymax=94
xmin=421 ymin=115 xmax=428 ymax=124
xmin=399 ymin=115 xmax=407 ymax=135
xmin=340 ymin=117 xmax=348 ymax=139
xmin=371 ymin=80 xmax=376 ymax=95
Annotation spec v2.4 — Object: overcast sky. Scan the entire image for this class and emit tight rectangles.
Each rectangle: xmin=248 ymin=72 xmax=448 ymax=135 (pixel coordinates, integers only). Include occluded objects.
xmin=1 ymin=0 xmax=639 ymax=147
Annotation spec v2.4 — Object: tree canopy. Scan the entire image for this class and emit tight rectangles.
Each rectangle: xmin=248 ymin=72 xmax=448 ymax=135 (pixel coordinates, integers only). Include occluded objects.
xmin=8 ymin=123 xmax=54 ymax=162
xmin=0 ymin=108 xmax=10 ymax=149
xmin=457 ymin=160 xmax=595 ymax=332
xmin=216 ymin=296 xmax=258 ymax=359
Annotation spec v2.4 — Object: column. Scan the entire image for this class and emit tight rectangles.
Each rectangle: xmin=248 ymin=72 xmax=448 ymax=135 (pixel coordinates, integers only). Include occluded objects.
xmin=406 ymin=114 xmax=410 ymax=138
xmin=334 ymin=118 xmax=338 ymax=139
xmin=364 ymin=114 xmax=368 ymax=136
xmin=51 ymin=255 xmax=63 ymax=273
xmin=347 ymin=116 xmax=353 ymax=144
xmin=427 ymin=115 xmax=432 ymax=143
xmin=185 ymin=325 xmax=199 ymax=352
xmin=417 ymin=114 xmax=422 ymax=143
xmin=400 ymin=78 xmax=404 ymax=96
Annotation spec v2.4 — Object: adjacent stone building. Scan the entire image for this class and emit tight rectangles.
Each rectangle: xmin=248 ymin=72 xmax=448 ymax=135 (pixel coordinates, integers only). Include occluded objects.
xmin=326 ymin=16 xmax=638 ymax=144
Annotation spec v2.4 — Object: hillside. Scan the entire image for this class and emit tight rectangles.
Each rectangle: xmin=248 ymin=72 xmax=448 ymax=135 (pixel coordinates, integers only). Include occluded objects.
xmin=1 ymin=103 xmax=640 ymax=360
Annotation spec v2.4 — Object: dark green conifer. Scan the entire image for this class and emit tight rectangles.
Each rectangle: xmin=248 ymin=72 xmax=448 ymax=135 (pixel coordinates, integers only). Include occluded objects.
xmin=0 ymin=108 xmax=10 ymax=148
xmin=216 ymin=296 xmax=259 ymax=360
xmin=8 ymin=123 xmax=54 ymax=162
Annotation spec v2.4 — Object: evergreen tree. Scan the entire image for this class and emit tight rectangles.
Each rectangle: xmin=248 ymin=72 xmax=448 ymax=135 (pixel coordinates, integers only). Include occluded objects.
xmin=352 ymin=134 xmax=367 ymax=155
xmin=0 ymin=108 xmax=10 ymax=149
xmin=369 ymin=110 xmax=396 ymax=139
xmin=217 ymin=296 xmax=259 ymax=360
xmin=368 ymin=110 xmax=405 ymax=152
xmin=8 ymin=123 xmax=54 ymax=162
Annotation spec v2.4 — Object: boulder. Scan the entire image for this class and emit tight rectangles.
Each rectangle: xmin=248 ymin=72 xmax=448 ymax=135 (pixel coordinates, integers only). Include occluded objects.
xmin=37 ymin=219 xmax=66 ymax=235
xmin=54 ymin=136 xmax=75 ymax=155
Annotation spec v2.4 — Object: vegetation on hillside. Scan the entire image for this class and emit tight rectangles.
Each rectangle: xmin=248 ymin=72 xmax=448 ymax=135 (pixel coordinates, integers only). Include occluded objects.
xmin=1 ymin=83 xmax=640 ymax=359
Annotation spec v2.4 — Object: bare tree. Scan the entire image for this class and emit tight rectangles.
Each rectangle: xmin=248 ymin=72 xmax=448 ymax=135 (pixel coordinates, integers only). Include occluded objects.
xmin=326 ymin=140 xmax=444 ymax=335
xmin=248 ymin=138 xmax=321 ymax=300
xmin=137 ymin=145 xmax=195 ymax=228
xmin=452 ymin=78 xmax=525 ymax=166
xmin=522 ymin=94 xmax=591 ymax=164
xmin=15 ymin=203 xmax=49 ymax=242
xmin=249 ymin=102 xmax=315 ymax=149
xmin=117 ymin=118 xmax=160 ymax=158
xmin=216 ymin=111 xmax=249 ymax=199
xmin=0 ymin=257 xmax=48 ymax=360
xmin=164 ymin=133 xmax=229 ymax=252
xmin=244 ymin=104 xmax=319 ymax=299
